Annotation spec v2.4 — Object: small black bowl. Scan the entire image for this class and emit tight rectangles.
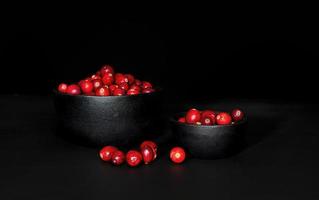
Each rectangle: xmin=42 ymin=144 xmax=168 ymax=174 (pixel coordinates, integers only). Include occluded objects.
xmin=53 ymin=90 xmax=163 ymax=147
xmin=171 ymin=113 xmax=247 ymax=159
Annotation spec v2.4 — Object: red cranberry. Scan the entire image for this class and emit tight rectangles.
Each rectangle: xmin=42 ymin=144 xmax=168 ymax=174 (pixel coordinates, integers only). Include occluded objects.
xmin=125 ymin=74 xmax=135 ymax=85
xmin=92 ymin=79 xmax=103 ymax=90
xmin=79 ymin=80 xmax=94 ymax=94
xmin=113 ymin=88 xmax=125 ymax=96
xmin=140 ymin=141 xmax=157 ymax=159
xmin=111 ymin=150 xmax=125 ymax=166
xmin=99 ymin=146 xmax=118 ymax=162
xmin=178 ymin=117 xmax=186 ymax=123
xmin=135 ymin=79 xmax=142 ymax=86
xmin=126 ymin=150 xmax=143 ymax=167
xmin=102 ymin=73 xmax=114 ymax=85
xmin=100 ymin=64 xmax=114 ymax=76
xmin=95 ymin=86 xmax=110 ymax=96
xmin=58 ymin=83 xmax=68 ymax=93
xmin=91 ymin=74 xmax=101 ymax=80
xmin=216 ymin=112 xmax=232 ymax=125
xmin=66 ymin=84 xmax=81 ymax=95
xmin=185 ymin=108 xmax=201 ymax=124
xmin=109 ymin=84 xmax=119 ymax=94
xmin=127 ymin=89 xmax=140 ymax=96
xmin=141 ymin=81 xmax=152 ymax=89
xmin=201 ymin=110 xmax=216 ymax=125
xmin=129 ymin=84 xmax=141 ymax=91
xmin=119 ymin=82 xmax=129 ymax=91
xmin=142 ymin=88 xmax=155 ymax=94
xmin=231 ymin=109 xmax=244 ymax=122
xmin=115 ymin=73 xmax=128 ymax=85
xmin=170 ymin=147 xmax=186 ymax=164
xmin=141 ymin=145 xmax=155 ymax=164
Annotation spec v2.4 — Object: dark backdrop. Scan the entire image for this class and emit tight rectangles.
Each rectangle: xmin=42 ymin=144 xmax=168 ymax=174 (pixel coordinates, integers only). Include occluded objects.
xmin=1 ymin=5 xmax=318 ymax=101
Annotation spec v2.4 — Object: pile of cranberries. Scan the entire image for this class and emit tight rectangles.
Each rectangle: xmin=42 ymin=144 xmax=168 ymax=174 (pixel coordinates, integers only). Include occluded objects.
xmin=178 ymin=108 xmax=245 ymax=125
xmin=99 ymin=141 xmax=186 ymax=166
xmin=57 ymin=64 xmax=155 ymax=96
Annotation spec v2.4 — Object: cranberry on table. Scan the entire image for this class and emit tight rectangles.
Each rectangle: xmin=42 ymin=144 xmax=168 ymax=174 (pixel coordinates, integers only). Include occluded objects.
xmin=201 ymin=110 xmax=216 ymax=125
xmin=142 ymin=88 xmax=155 ymax=94
xmin=92 ymin=79 xmax=103 ymax=90
xmin=113 ymin=88 xmax=125 ymax=96
xmin=109 ymin=84 xmax=119 ymax=94
xmin=119 ymin=82 xmax=129 ymax=91
xmin=185 ymin=108 xmax=201 ymax=124
xmin=102 ymin=73 xmax=114 ymax=85
xmin=125 ymin=74 xmax=135 ymax=85
xmin=126 ymin=150 xmax=143 ymax=167
xmin=95 ymin=86 xmax=110 ymax=96
xmin=58 ymin=83 xmax=68 ymax=93
xmin=231 ymin=108 xmax=244 ymax=122
xmin=170 ymin=147 xmax=186 ymax=164
xmin=100 ymin=65 xmax=114 ymax=75
xmin=140 ymin=141 xmax=157 ymax=159
xmin=111 ymin=150 xmax=125 ymax=166
xmin=129 ymin=84 xmax=141 ymax=91
xmin=141 ymin=81 xmax=152 ymax=89
xmin=141 ymin=145 xmax=155 ymax=164
xmin=79 ymin=80 xmax=94 ymax=94
xmin=216 ymin=112 xmax=232 ymax=125
xmin=178 ymin=117 xmax=186 ymax=123
xmin=99 ymin=146 xmax=118 ymax=162
xmin=91 ymin=74 xmax=101 ymax=80
xmin=135 ymin=79 xmax=142 ymax=86
xmin=66 ymin=84 xmax=81 ymax=95
xmin=115 ymin=73 xmax=129 ymax=85
xmin=127 ymin=89 xmax=140 ymax=96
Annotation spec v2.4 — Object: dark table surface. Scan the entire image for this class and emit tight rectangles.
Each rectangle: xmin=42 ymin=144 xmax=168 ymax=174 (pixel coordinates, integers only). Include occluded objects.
xmin=1 ymin=95 xmax=319 ymax=200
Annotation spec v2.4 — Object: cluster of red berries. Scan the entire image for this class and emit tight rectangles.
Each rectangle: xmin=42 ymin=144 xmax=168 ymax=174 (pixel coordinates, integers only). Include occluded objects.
xmin=179 ymin=108 xmax=245 ymax=125
xmin=99 ymin=141 xmax=186 ymax=166
xmin=57 ymin=65 xmax=155 ymax=96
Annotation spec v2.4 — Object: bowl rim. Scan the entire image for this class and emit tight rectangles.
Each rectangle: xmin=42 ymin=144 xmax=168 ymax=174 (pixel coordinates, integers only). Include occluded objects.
xmin=170 ymin=111 xmax=247 ymax=128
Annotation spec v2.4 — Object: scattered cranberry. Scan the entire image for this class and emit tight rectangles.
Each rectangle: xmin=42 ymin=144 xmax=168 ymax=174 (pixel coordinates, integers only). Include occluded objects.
xmin=141 ymin=145 xmax=155 ymax=164
xmin=66 ymin=84 xmax=81 ymax=95
xmin=115 ymin=73 xmax=128 ymax=85
xmin=92 ymin=79 xmax=103 ymax=90
xmin=125 ymin=74 xmax=135 ymax=85
xmin=127 ymin=89 xmax=140 ymax=96
xmin=58 ymin=83 xmax=68 ymax=93
xmin=178 ymin=117 xmax=186 ymax=123
xmin=109 ymin=84 xmax=119 ymax=94
xmin=141 ymin=81 xmax=152 ymax=89
xmin=99 ymin=146 xmax=118 ymax=162
xmin=142 ymin=88 xmax=155 ymax=94
xmin=140 ymin=141 xmax=157 ymax=159
xmin=119 ymin=82 xmax=129 ymax=91
xmin=95 ymin=86 xmax=110 ymax=96
xmin=111 ymin=150 xmax=125 ymax=166
xmin=231 ymin=108 xmax=244 ymax=122
xmin=170 ymin=147 xmax=186 ymax=164
xmin=185 ymin=108 xmax=201 ymax=124
xmin=129 ymin=84 xmax=141 ymax=92
xmin=79 ymin=80 xmax=94 ymax=94
xmin=201 ymin=110 xmax=216 ymax=125
xmin=135 ymin=79 xmax=142 ymax=86
xmin=113 ymin=88 xmax=125 ymax=96
xmin=91 ymin=74 xmax=101 ymax=80
xmin=100 ymin=65 xmax=114 ymax=76
xmin=216 ymin=112 xmax=232 ymax=125
xmin=126 ymin=150 xmax=142 ymax=167
xmin=102 ymin=73 xmax=114 ymax=85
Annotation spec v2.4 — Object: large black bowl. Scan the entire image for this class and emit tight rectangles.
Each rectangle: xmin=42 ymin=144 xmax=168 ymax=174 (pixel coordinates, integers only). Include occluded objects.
xmin=53 ymin=90 xmax=163 ymax=147
xmin=171 ymin=113 xmax=247 ymax=159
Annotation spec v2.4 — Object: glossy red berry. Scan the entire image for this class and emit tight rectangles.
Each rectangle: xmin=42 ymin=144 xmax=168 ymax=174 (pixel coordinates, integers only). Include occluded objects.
xmin=141 ymin=145 xmax=155 ymax=164
xmin=119 ymin=82 xmax=129 ymax=91
xmin=141 ymin=81 xmax=152 ymax=89
xmin=126 ymin=150 xmax=143 ymax=167
xmin=231 ymin=109 xmax=244 ymax=122
xmin=79 ymin=80 xmax=94 ymax=94
xmin=92 ymin=79 xmax=103 ymax=90
xmin=58 ymin=83 xmax=68 ymax=93
xmin=135 ymin=79 xmax=142 ymax=86
xmin=216 ymin=112 xmax=232 ymax=125
xmin=127 ymin=89 xmax=140 ymax=96
xmin=142 ymin=88 xmax=155 ymax=94
xmin=95 ymin=86 xmax=110 ymax=96
xmin=185 ymin=108 xmax=201 ymax=124
xmin=140 ymin=141 xmax=157 ymax=159
xmin=125 ymin=74 xmax=135 ymax=85
xmin=115 ymin=73 xmax=128 ymax=85
xmin=99 ymin=146 xmax=118 ymax=162
xmin=113 ymin=88 xmax=125 ymax=96
xmin=178 ymin=117 xmax=186 ymax=123
xmin=102 ymin=72 xmax=114 ymax=85
xmin=129 ymin=84 xmax=141 ymax=92
xmin=100 ymin=65 xmax=114 ymax=76
xmin=91 ymin=74 xmax=101 ymax=80
xmin=201 ymin=110 xmax=216 ymax=125
xmin=111 ymin=150 xmax=125 ymax=166
xmin=170 ymin=147 xmax=186 ymax=164
xmin=66 ymin=84 xmax=81 ymax=95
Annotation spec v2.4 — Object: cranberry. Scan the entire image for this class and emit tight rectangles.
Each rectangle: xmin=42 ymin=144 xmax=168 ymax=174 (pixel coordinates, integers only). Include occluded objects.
xmin=102 ymin=73 xmax=114 ymax=85
xmin=178 ymin=117 xmax=186 ymax=123
xmin=115 ymin=73 xmax=128 ymax=85
xmin=91 ymin=74 xmax=101 ymax=80
xmin=126 ymin=150 xmax=143 ymax=167
xmin=100 ymin=65 xmax=114 ymax=76
xmin=125 ymin=74 xmax=135 ymax=85
xmin=92 ymin=79 xmax=103 ymax=90
xmin=141 ymin=145 xmax=155 ymax=164
xmin=185 ymin=108 xmax=201 ymax=124
xmin=135 ymin=79 xmax=142 ymax=86
xmin=79 ymin=80 xmax=94 ymax=94
xmin=127 ymin=89 xmax=140 ymax=96
xmin=111 ymin=150 xmax=125 ymax=166
xmin=231 ymin=108 xmax=244 ymax=122
xmin=96 ymin=71 xmax=101 ymax=76
xmin=216 ymin=112 xmax=232 ymax=125
xmin=99 ymin=146 xmax=118 ymax=162
xmin=119 ymin=82 xmax=129 ymax=91
xmin=170 ymin=147 xmax=186 ymax=164
xmin=109 ymin=84 xmax=119 ymax=94
xmin=58 ymin=83 xmax=68 ymax=93
xmin=140 ymin=141 xmax=157 ymax=159
xmin=66 ymin=84 xmax=81 ymax=95
xmin=95 ymin=86 xmax=110 ymax=96
xmin=129 ymin=84 xmax=141 ymax=92
xmin=201 ymin=110 xmax=216 ymax=125
xmin=141 ymin=81 xmax=152 ymax=89
xmin=113 ymin=88 xmax=125 ymax=96
xmin=142 ymin=88 xmax=155 ymax=94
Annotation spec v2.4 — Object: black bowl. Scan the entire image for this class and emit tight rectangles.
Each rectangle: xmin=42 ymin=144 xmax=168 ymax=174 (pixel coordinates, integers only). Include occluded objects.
xmin=171 ymin=113 xmax=247 ymax=159
xmin=53 ymin=90 xmax=163 ymax=147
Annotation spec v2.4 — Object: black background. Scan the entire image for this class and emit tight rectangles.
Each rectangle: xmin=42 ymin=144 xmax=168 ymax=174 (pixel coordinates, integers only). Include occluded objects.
xmin=1 ymin=5 xmax=318 ymax=101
